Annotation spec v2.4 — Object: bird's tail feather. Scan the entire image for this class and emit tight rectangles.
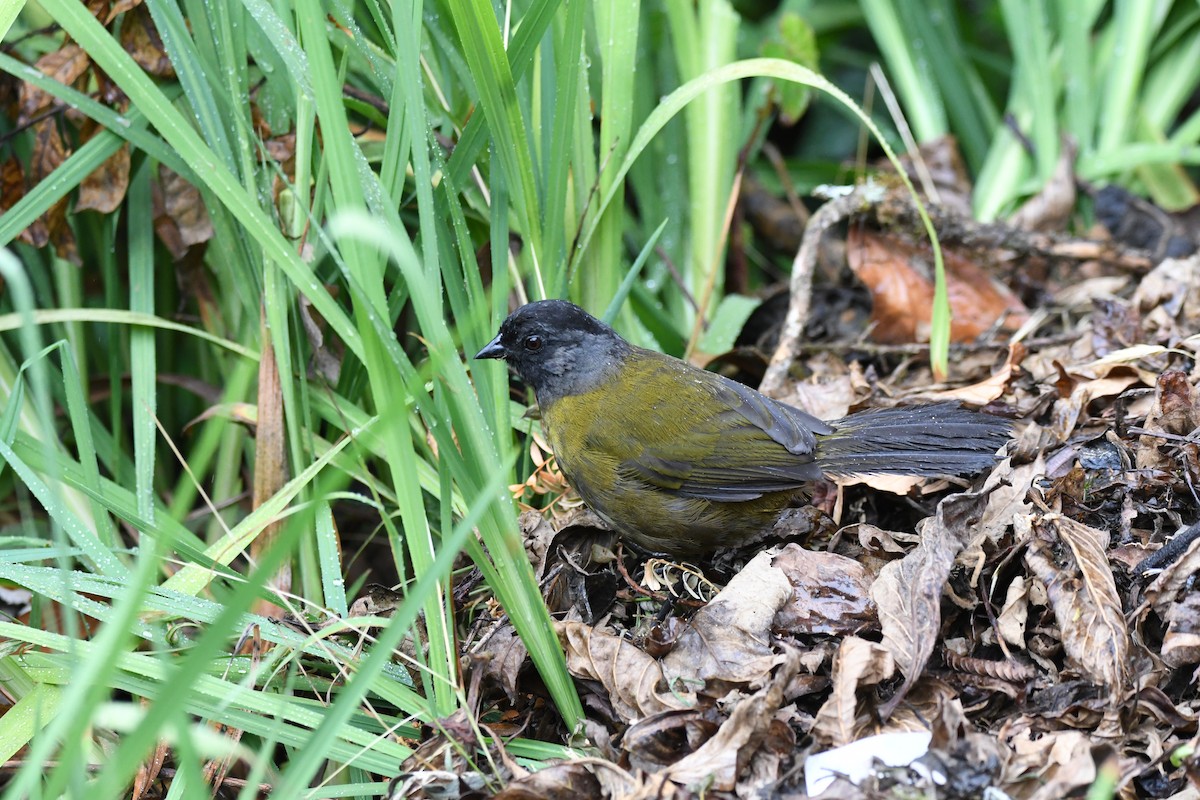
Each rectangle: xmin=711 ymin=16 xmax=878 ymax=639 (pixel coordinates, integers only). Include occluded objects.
xmin=816 ymin=403 xmax=1009 ymax=477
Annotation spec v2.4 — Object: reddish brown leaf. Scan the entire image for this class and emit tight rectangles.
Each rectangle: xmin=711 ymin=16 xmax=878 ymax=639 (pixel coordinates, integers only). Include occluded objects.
xmin=846 ymin=227 xmax=1029 ymax=344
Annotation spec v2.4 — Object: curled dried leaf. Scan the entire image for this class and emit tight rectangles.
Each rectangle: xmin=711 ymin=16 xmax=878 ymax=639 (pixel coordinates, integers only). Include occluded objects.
xmin=660 ymin=551 xmax=791 ymax=693
xmin=556 ymin=621 xmax=690 ymax=722
xmin=663 ymin=650 xmax=798 ymax=791
xmin=1021 ymin=513 xmax=1128 ymax=693
xmin=812 ymin=637 xmax=896 ymax=747
xmin=871 ymin=487 xmax=992 ymax=715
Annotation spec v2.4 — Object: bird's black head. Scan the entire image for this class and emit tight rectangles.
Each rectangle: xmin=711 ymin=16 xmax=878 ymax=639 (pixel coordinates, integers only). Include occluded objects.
xmin=475 ymin=300 xmax=631 ymax=404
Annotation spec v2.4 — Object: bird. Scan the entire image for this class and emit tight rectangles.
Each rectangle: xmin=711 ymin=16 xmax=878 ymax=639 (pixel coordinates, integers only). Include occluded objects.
xmin=475 ymin=300 xmax=1009 ymax=555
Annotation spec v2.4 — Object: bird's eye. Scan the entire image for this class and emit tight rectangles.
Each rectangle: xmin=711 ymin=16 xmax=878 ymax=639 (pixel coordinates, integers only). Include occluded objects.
xmin=523 ymin=334 xmax=544 ymax=351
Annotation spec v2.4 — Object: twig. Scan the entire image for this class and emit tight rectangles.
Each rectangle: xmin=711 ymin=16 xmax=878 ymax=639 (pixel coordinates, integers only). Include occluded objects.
xmin=761 ymin=183 xmax=885 ymax=396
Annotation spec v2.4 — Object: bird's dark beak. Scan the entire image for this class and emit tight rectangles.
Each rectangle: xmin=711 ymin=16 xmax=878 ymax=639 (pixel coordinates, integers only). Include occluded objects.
xmin=474 ymin=335 xmax=506 ymax=360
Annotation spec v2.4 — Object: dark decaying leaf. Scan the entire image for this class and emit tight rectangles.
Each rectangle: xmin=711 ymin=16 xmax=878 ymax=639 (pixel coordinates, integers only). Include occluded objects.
xmin=468 ymin=623 xmax=527 ymax=704
xmin=387 ymin=770 xmax=487 ymax=800
xmin=1137 ymin=370 xmax=1199 ymax=473
xmin=1146 ymin=528 xmax=1200 ymax=617
xmin=623 ymin=708 xmax=720 ymax=772
xmin=492 ymin=762 xmax=601 ymax=800
xmin=771 ymin=544 xmax=876 ymax=635
xmin=19 ymin=45 xmax=90 ymax=123
xmin=119 ymin=4 xmax=175 ymax=77
xmin=153 ymin=165 xmax=214 ymax=258
xmin=1021 ymin=513 xmax=1128 ymax=692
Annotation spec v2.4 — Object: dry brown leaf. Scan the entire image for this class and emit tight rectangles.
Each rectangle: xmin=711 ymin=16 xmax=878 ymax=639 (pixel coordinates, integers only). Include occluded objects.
xmin=1052 ymin=275 xmax=1131 ymax=308
xmin=1162 ymin=592 xmax=1200 ymax=668
xmin=1090 ymin=297 xmax=1142 ymax=356
xmin=492 ymin=762 xmax=602 ymax=800
xmin=104 ymin=0 xmax=144 ymax=24
xmin=927 ymin=342 xmax=1026 ymax=405
xmin=958 ymin=456 xmax=1042 ymax=587
xmin=836 ymin=473 xmax=923 ymax=494
xmin=1009 ymin=138 xmax=1077 ymax=232
xmin=1138 ymin=370 xmax=1199 ymax=472
xmin=1050 ymin=367 xmax=1141 ymax=441
xmin=132 ymin=738 xmax=169 ymax=800
xmin=388 ymin=770 xmax=486 ymax=799
xmin=298 ymin=292 xmax=344 ymax=385
xmin=996 ymin=575 xmax=1029 ymax=650
xmin=77 ymin=142 xmax=130 ymax=214
xmin=663 ymin=650 xmax=797 ymax=791
xmin=1021 ymin=513 xmax=1128 ymax=693
xmin=29 ymin=119 xmax=69 ymax=184
xmin=469 ymin=623 xmax=527 ymax=704
xmin=772 ymin=544 xmax=876 ymax=635
xmin=1146 ymin=532 xmax=1200 ymax=617
xmin=777 ymin=372 xmax=856 ymax=422
xmin=893 ymin=135 xmax=974 ymax=217
xmin=154 ymin=164 xmax=214 ymax=258
xmin=812 ymin=637 xmax=896 ymax=747
xmin=846 ymin=227 xmax=1028 ymax=344
xmin=660 ymin=550 xmax=790 ymax=692
xmin=850 ymin=522 xmax=914 ymax=556
xmin=120 ymin=4 xmax=175 ymax=77
xmin=20 ymin=45 xmax=90 ymax=122
xmin=1000 ymin=720 xmax=1097 ymax=800
xmin=623 ymin=709 xmax=720 ymax=772
xmin=556 ymin=621 xmax=691 ymax=722
xmin=871 ymin=487 xmax=992 ymax=715
xmin=1134 ymin=254 xmax=1200 ymax=343
xmin=251 ymin=324 xmax=289 ymax=616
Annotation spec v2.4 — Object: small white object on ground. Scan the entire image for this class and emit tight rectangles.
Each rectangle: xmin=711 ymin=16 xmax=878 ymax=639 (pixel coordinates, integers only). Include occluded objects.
xmin=804 ymin=730 xmax=934 ymax=795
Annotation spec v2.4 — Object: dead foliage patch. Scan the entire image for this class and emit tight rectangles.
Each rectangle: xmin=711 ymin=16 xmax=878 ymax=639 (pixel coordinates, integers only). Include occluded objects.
xmin=440 ymin=159 xmax=1200 ymax=798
